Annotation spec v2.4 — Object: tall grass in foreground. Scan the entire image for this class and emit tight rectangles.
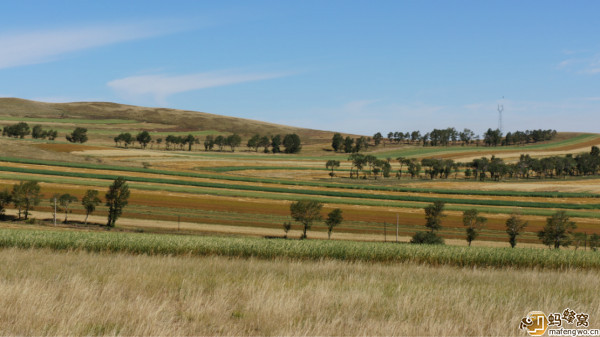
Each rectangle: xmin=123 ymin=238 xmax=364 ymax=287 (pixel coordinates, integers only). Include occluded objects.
xmin=0 ymin=248 xmax=598 ymax=336
xmin=1 ymin=228 xmax=598 ymax=269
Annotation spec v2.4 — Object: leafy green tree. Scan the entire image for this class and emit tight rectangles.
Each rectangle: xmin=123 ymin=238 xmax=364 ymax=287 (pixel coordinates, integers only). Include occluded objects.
xmin=136 ymin=131 xmax=152 ymax=149
xmin=58 ymin=193 xmax=78 ymax=223
xmin=463 ymin=209 xmax=487 ymax=246
xmin=271 ymin=135 xmax=282 ymax=153
xmin=203 ymin=135 xmax=214 ymax=151
xmin=184 ymin=134 xmax=196 ymax=151
xmin=0 ymin=189 xmax=11 ymax=220
xmin=258 ymin=136 xmax=270 ymax=153
xmin=283 ymin=133 xmax=302 ymax=153
xmin=3 ymin=122 xmax=30 ymax=138
xmin=247 ymin=134 xmax=261 ymax=152
xmin=11 ymin=181 xmax=41 ymax=220
xmin=325 ymin=160 xmax=340 ymax=179
xmin=343 ymin=136 xmax=354 ymax=153
xmin=226 ymin=134 xmax=242 ymax=152
xmin=424 ymin=201 xmax=445 ymax=232
xmin=32 ymin=125 xmax=45 ymax=139
xmin=538 ymin=211 xmax=576 ymax=249
xmin=290 ymin=199 xmax=323 ymax=239
xmin=214 ymin=135 xmax=225 ymax=151
xmin=331 ymin=133 xmax=343 ymax=152
xmin=325 ymin=208 xmax=343 ymax=239
xmin=66 ymin=127 xmax=88 ymax=143
xmin=505 ymin=212 xmax=528 ymax=248
xmin=82 ymin=189 xmax=101 ymax=225
xmin=105 ymin=177 xmax=130 ymax=228
xmin=373 ymin=132 xmax=383 ymax=146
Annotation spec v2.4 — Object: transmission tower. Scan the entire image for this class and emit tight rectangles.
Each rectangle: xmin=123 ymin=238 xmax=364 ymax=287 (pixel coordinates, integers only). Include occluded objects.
xmin=497 ymin=101 xmax=504 ymax=133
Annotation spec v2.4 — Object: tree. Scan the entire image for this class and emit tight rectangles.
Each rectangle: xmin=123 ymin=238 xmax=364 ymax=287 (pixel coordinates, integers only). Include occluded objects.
xmin=203 ymin=135 xmax=214 ymax=151
xmin=3 ymin=122 xmax=30 ymax=138
xmin=82 ymin=189 xmax=101 ymax=225
xmin=505 ymin=212 xmax=528 ymax=248
xmin=373 ymin=132 xmax=383 ymax=146
xmin=184 ymin=134 xmax=196 ymax=151
xmin=258 ymin=136 xmax=271 ymax=153
xmin=271 ymin=135 xmax=282 ymax=153
xmin=66 ymin=127 xmax=88 ymax=143
xmin=0 ymin=189 xmax=11 ymax=220
xmin=343 ymin=136 xmax=354 ymax=153
xmin=136 ymin=131 xmax=152 ymax=149
xmin=331 ymin=133 xmax=343 ymax=152
xmin=290 ymin=200 xmax=323 ymax=239
xmin=283 ymin=133 xmax=302 ymax=153
xmin=463 ymin=209 xmax=487 ymax=246
xmin=538 ymin=211 xmax=577 ymax=249
xmin=325 ymin=160 xmax=340 ymax=179
xmin=226 ymin=134 xmax=242 ymax=152
xmin=247 ymin=134 xmax=261 ymax=152
xmin=11 ymin=181 xmax=41 ymax=220
xmin=105 ymin=177 xmax=130 ymax=227
xmin=325 ymin=208 xmax=342 ymax=239
xmin=58 ymin=193 xmax=78 ymax=223
xmin=424 ymin=201 xmax=445 ymax=232
xmin=283 ymin=221 xmax=292 ymax=239
xmin=410 ymin=231 xmax=444 ymax=244
xmin=214 ymin=135 xmax=225 ymax=151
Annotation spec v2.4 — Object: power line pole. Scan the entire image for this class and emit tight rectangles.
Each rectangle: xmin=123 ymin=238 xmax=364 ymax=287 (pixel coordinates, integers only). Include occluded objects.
xmin=498 ymin=96 xmax=504 ymax=133
xmin=396 ymin=213 xmax=399 ymax=243
xmin=53 ymin=197 xmax=57 ymax=226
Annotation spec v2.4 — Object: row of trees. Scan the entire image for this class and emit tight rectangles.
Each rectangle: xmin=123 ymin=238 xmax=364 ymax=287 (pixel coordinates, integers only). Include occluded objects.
xmin=246 ymin=133 xmax=302 ymax=154
xmin=2 ymin=122 xmax=58 ymax=140
xmin=330 ymin=146 xmax=600 ymax=181
xmin=374 ymin=128 xmax=557 ymax=148
xmin=331 ymin=133 xmax=371 ymax=153
xmin=113 ymin=131 xmax=303 ymax=154
xmin=410 ymin=200 xmax=599 ymax=249
xmin=0 ymin=178 xmax=130 ymax=227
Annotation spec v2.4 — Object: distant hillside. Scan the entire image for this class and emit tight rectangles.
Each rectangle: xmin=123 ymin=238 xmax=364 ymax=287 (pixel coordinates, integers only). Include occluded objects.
xmin=0 ymin=98 xmax=352 ymax=144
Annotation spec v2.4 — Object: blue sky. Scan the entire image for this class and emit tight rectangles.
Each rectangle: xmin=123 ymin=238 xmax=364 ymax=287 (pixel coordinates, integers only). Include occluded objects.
xmin=1 ymin=1 xmax=599 ymax=135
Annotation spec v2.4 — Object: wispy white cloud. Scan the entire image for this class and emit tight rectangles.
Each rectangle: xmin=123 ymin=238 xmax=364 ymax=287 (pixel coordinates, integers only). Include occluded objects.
xmin=556 ymin=51 xmax=600 ymax=75
xmin=0 ymin=21 xmax=187 ymax=70
xmin=107 ymin=70 xmax=293 ymax=105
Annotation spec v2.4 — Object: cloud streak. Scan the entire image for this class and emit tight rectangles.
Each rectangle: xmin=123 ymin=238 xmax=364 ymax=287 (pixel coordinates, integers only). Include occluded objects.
xmin=107 ymin=70 xmax=292 ymax=105
xmin=0 ymin=21 xmax=185 ymax=70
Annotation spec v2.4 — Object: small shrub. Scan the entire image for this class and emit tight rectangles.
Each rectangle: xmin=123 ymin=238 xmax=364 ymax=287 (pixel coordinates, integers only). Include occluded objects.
xmin=410 ymin=231 xmax=445 ymax=245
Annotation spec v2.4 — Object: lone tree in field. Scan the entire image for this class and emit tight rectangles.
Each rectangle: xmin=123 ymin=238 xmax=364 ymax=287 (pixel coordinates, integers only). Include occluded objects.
xmin=462 ymin=209 xmax=487 ymax=246
xmin=325 ymin=208 xmax=343 ymax=239
xmin=58 ymin=193 xmax=78 ymax=223
xmin=290 ymin=199 xmax=323 ymax=239
xmin=412 ymin=200 xmax=446 ymax=244
xmin=82 ymin=189 xmax=102 ymax=225
xmin=538 ymin=210 xmax=577 ymax=249
xmin=505 ymin=212 xmax=528 ymax=248
xmin=66 ymin=127 xmax=88 ymax=143
xmin=424 ymin=200 xmax=446 ymax=232
xmin=11 ymin=181 xmax=41 ymax=220
xmin=105 ymin=177 xmax=130 ymax=228
xmin=325 ymin=160 xmax=340 ymax=179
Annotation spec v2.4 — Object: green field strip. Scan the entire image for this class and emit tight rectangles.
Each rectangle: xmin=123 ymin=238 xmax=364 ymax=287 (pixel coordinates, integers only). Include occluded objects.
xmin=2 ymin=165 xmax=600 ymax=215
xmin=2 ymin=156 xmax=599 ymax=199
xmin=2 ymin=228 xmax=599 ymax=269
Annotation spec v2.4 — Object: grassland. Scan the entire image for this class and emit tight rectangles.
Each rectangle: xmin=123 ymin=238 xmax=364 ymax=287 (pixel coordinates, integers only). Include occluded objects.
xmin=1 ymin=247 xmax=598 ymax=336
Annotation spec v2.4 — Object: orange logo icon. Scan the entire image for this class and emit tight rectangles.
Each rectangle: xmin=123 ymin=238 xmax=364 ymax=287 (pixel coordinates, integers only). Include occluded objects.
xmin=520 ymin=311 xmax=548 ymax=336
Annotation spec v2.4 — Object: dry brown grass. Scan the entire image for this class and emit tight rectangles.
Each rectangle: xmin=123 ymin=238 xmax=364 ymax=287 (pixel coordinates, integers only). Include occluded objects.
xmin=0 ymin=248 xmax=598 ymax=336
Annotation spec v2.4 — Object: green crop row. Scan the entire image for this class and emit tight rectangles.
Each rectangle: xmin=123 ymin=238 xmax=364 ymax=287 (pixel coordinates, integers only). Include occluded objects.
xmin=1 ymin=228 xmax=598 ymax=269
xmin=2 ymin=165 xmax=600 ymax=211
xmin=1 ymin=156 xmax=599 ymax=199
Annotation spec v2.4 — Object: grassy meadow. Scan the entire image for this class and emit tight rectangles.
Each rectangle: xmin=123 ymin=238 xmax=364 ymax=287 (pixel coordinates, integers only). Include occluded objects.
xmin=1 ymin=248 xmax=599 ymax=336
